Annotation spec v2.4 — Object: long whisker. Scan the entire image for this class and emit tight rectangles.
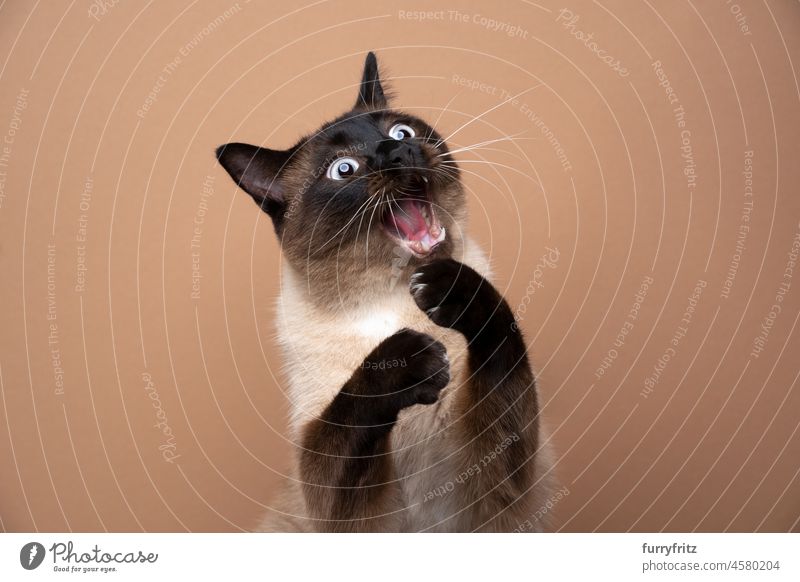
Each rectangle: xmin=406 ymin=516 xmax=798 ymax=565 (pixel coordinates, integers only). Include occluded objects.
xmin=441 ymin=158 xmax=543 ymax=189
xmin=442 ymin=145 xmax=531 ymax=166
xmin=311 ymin=192 xmax=376 ymax=255
xmin=426 ymin=91 xmax=462 ymax=143
xmin=390 ymin=195 xmax=411 ymax=222
xmin=352 ymin=187 xmax=382 ymax=257
xmin=387 ymin=193 xmax=400 ymax=236
xmin=363 ymin=189 xmax=383 ymax=264
xmin=439 ymin=132 xmax=528 ymax=157
xmin=434 ymin=85 xmax=541 ymax=148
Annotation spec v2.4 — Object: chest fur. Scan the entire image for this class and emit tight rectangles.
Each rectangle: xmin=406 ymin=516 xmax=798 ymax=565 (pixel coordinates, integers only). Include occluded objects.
xmin=276 ymin=285 xmax=469 ymax=438
xmin=274 ymin=238 xmax=491 ymax=441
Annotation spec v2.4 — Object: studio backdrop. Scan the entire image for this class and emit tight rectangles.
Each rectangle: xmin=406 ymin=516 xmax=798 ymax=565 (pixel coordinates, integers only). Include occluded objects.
xmin=0 ymin=0 xmax=798 ymax=532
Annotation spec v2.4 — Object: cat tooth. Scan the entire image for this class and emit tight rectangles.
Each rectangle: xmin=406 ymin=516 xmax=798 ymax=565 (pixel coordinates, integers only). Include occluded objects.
xmin=421 ymin=176 xmax=429 ymax=183
xmin=429 ymin=223 xmax=441 ymax=238
xmin=409 ymin=240 xmax=425 ymax=255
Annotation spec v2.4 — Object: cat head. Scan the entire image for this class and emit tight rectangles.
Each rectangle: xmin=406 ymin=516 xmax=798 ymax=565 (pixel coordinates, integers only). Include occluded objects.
xmin=216 ymin=52 xmax=466 ymax=300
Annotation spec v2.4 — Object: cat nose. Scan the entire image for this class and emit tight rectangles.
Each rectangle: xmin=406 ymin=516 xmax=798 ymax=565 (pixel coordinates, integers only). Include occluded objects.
xmin=376 ymin=140 xmax=413 ymax=170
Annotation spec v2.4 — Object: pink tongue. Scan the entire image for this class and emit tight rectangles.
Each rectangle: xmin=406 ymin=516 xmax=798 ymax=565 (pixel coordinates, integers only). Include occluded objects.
xmin=393 ymin=199 xmax=428 ymax=240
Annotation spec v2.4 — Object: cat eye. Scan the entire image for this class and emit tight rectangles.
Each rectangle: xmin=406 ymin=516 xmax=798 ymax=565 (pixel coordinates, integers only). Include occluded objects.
xmin=326 ymin=157 xmax=360 ymax=180
xmin=389 ymin=123 xmax=415 ymax=140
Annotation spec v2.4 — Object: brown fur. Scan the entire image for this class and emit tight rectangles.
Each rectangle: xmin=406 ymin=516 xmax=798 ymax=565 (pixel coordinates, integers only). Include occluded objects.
xmin=252 ymin=237 xmax=555 ymax=532
xmin=216 ymin=53 xmax=556 ymax=532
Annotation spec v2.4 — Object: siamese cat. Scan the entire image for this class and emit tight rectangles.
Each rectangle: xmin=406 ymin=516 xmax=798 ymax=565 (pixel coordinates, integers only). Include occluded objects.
xmin=216 ymin=53 xmax=554 ymax=532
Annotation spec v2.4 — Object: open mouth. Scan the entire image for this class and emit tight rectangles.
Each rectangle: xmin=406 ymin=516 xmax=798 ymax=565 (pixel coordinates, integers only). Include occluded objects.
xmin=381 ymin=176 xmax=446 ymax=257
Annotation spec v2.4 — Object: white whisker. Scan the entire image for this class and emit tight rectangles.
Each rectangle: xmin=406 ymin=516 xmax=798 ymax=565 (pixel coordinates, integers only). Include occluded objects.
xmin=363 ymin=189 xmax=383 ymax=264
xmin=427 ymin=91 xmax=462 ymax=143
xmin=313 ymin=192 xmax=375 ymax=253
xmin=351 ymin=186 xmax=381 ymax=257
xmin=439 ymin=131 xmax=528 ymax=157
xmin=441 ymin=158 xmax=543 ymax=188
xmin=435 ymin=85 xmax=541 ymax=148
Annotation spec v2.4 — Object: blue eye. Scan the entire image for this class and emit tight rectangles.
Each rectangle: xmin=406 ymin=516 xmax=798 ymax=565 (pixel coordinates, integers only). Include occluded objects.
xmin=327 ymin=157 xmax=360 ymax=180
xmin=389 ymin=123 xmax=415 ymax=140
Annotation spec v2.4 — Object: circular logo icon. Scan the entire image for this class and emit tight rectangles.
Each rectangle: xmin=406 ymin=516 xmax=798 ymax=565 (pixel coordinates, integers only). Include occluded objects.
xmin=20 ymin=542 xmax=46 ymax=570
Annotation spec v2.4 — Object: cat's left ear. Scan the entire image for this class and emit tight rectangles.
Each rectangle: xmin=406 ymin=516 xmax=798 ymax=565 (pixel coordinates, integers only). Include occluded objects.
xmin=354 ymin=51 xmax=387 ymax=110
xmin=215 ymin=142 xmax=292 ymax=228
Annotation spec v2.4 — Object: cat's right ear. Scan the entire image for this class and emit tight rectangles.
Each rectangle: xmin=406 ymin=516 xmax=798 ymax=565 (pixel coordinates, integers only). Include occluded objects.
xmin=215 ymin=142 xmax=291 ymax=224
xmin=354 ymin=51 xmax=387 ymax=111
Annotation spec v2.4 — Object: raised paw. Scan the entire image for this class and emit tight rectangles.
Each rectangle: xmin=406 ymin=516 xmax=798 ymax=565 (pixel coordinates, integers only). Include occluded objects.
xmin=364 ymin=328 xmax=450 ymax=408
xmin=409 ymin=259 xmax=497 ymax=338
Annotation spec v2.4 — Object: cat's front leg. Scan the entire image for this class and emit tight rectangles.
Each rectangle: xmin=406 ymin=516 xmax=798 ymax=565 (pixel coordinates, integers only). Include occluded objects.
xmin=410 ymin=259 xmax=541 ymax=530
xmin=299 ymin=328 xmax=449 ymax=532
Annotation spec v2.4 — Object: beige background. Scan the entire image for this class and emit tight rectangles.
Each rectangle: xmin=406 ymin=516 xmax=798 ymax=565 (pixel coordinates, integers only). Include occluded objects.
xmin=0 ymin=0 xmax=799 ymax=532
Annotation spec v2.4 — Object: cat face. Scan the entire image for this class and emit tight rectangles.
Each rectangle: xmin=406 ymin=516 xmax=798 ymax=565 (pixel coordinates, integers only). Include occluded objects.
xmin=216 ymin=53 xmax=466 ymax=293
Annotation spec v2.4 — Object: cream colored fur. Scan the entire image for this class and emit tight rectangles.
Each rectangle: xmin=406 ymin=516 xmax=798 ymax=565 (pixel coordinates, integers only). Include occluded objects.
xmin=256 ymin=237 xmax=554 ymax=532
